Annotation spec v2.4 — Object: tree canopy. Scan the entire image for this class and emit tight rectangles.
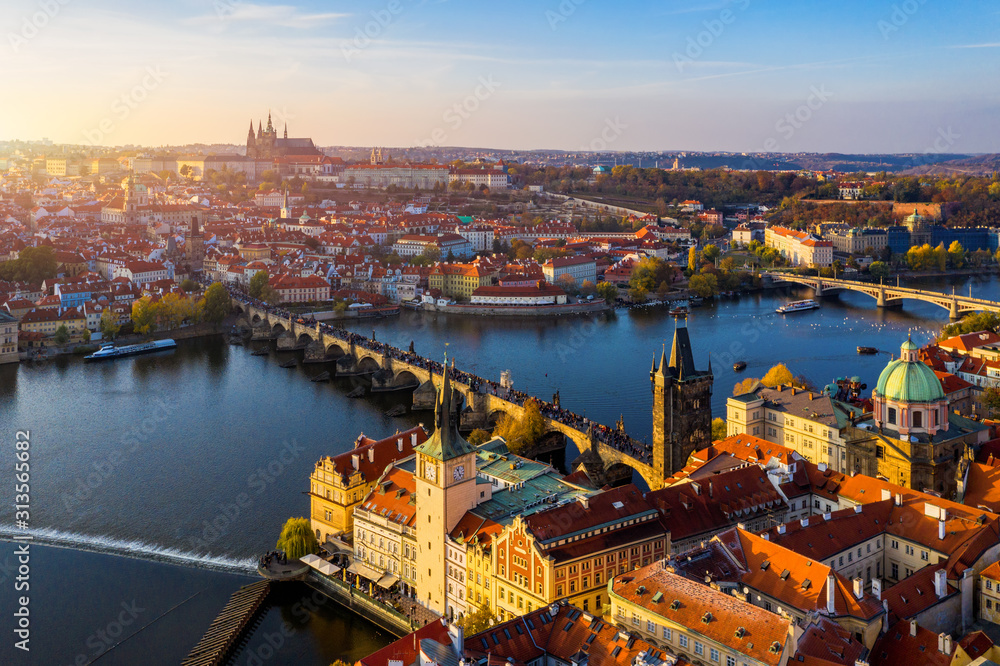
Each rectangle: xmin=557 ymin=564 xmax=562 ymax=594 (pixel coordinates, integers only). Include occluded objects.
xmin=493 ymin=398 xmax=546 ymax=455
xmin=0 ymin=245 xmax=58 ymax=283
xmin=276 ymin=517 xmax=319 ymax=560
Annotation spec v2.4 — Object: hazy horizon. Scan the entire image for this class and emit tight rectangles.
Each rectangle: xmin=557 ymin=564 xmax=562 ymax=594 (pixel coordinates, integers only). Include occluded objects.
xmin=3 ymin=0 xmax=999 ymax=153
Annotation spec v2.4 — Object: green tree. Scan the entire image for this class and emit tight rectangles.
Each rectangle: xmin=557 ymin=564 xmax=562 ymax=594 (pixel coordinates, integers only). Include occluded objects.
xmin=276 ymin=517 xmax=319 ymax=560
xmin=180 ymin=279 xmax=199 ymax=293
xmin=868 ymin=261 xmax=890 ymax=281
xmin=53 ymin=324 xmax=70 ymax=344
xmin=596 ymin=282 xmax=618 ymax=303
xmin=201 ymin=283 xmax=230 ymax=326
xmin=260 ymin=284 xmax=280 ymax=305
xmin=702 ymin=244 xmax=721 ymax=263
xmin=981 ymin=387 xmax=1000 ymax=417
xmin=249 ymin=270 xmax=270 ymax=299
xmin=711 ymin=417 xmax=727 ymax=442
xmin=0 ymin=245 xmax=59 ymax=283
xmin=688 ymin=273 xmax=718 ymax=299
xmin=456 ymin=602 xmax=493 ymax=634
xmin=942 ymin=311 xmax=1000 ymax=337
xmin=82 ymin=329 xmax=91 ymax=343
xmin=99 ymin=308 xmax=120 ymax=340
xmin=493 ymin=398 xmax=545 ymax=455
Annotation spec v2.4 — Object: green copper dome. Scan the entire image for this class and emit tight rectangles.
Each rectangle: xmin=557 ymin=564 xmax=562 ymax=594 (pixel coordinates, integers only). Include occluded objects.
xmin=875 ymin=346 xmax=944 ymax=404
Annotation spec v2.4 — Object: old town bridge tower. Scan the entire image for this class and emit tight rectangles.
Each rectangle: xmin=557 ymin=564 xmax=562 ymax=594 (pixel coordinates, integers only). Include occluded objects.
xmin=651 ymin=316 xmax=713 ymax=478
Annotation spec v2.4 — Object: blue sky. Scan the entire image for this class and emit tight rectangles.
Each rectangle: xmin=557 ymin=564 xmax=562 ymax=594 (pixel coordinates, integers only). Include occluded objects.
xmin=1 ymin=0 xmax=998 ymax=152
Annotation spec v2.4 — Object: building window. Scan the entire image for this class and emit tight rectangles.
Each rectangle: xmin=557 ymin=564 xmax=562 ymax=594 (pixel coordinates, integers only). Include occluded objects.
xmin=679 ymin=634 xmax=688 ymax=649
xmin=710 ymin=647 xmax=720 ymax=662
xmin=888 ymin=408 xmax=896 ymax=425
xmin=694 ymin=641 xmax=704 ymax=656
xmin=663 ymin=627 xmax=672 ymax=641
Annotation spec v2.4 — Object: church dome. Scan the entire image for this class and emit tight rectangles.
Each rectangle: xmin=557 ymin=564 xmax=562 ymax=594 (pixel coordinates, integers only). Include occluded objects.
xmin=875 ymin=339 xmax=944 ymax=404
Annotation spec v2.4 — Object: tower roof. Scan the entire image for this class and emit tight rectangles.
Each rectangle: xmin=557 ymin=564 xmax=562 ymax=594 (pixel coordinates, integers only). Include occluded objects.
xmin=415 ymin=356 xmax=476 ymax=462
xmin=654 ymin=319 xmax=711 ymax=382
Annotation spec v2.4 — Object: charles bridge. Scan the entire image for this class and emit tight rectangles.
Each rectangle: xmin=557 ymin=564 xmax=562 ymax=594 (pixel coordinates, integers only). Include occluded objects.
xmin=232 ymin=298 xmax=667 ymax=489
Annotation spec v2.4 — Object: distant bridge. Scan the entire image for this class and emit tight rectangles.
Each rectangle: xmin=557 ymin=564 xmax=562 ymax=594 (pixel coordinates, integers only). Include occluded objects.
xmin=763 ymin=272 xmax=1000 ymax=319
xmin=231 ymin=298 xmax=666 ymax=489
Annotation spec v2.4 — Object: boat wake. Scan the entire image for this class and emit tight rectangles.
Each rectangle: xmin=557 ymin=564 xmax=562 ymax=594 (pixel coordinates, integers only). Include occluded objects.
xmin=0 ymin=525 xmax=257 ymax=575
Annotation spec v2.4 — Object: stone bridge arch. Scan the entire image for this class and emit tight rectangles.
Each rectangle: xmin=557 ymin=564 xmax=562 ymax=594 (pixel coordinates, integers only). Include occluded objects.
xmin=271 ymin=322 xmax=287 ymax=336
xmin=356 ymin=355 xmax=381 ymax=374
xmin=325 ymin=341 xmax=349 ymax=359
xmin=296 ymin=332 xmax=315 ymax=347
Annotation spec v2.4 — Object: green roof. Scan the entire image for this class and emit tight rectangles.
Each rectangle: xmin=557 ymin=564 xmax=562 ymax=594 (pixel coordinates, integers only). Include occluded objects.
xmin=875 ymin=356 xmax=944 ymax=403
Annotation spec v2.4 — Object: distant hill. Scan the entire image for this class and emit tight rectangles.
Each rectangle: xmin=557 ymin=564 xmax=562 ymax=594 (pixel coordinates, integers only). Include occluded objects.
xmin=903 ymin=154 xmax=1000 ymax=176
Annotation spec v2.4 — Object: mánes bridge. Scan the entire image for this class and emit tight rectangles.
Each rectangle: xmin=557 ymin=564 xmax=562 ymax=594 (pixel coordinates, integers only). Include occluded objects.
xmin=763 ymin=271 xmax=1000 ymax=319
xmin=230 ymin=294 xmax=669 ymax=489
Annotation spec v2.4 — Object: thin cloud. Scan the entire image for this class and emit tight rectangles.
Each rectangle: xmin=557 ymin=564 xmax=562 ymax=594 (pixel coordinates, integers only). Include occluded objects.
xmin=950 ymin=42 xmax=1000 ymax=49
xmin=186 ymin=3 xmax=348 ymax=29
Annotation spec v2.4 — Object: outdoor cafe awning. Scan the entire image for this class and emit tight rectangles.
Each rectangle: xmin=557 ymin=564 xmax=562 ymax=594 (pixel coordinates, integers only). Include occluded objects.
xmin=377 ymin=573 xmax=399 ymax=589
xmin=301 ymin=554 xmax=324 ymax=569
xmin=317 ymin=561 xmax=341 ymax=576
xmin=348 ymin=561 xmax=384 ymax=582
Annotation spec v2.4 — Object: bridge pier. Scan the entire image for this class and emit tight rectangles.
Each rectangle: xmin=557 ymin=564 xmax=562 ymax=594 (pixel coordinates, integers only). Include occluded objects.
xmin=371 ymin=369 xmax=420 ymax=393
xmin=303 ymin=341 xmax=328 ymax=364
xmin=950 ymin=299 xmax=960 ymax=320
xmin=250 ymin=325 xmax=275 ymax=340
xmin=276 ymin=332 xmax=300 ymax=350
xmin=460 ymin=391 xmax=490 ymax=430
xmin=412 ymin=380 xmax=437 ymax=410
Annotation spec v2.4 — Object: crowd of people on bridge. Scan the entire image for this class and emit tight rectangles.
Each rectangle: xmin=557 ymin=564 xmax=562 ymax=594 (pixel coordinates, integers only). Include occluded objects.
xmin=222 ymin=283 xmax=653 ymax=465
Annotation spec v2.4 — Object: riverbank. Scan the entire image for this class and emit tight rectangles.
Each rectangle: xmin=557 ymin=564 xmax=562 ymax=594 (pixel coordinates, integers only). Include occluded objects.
xmin=424 ymin=300 xmax=611 ymax=317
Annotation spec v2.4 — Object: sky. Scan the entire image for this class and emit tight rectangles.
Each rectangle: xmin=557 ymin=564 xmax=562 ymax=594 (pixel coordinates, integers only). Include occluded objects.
xmin=1 ymin=0 xmax=999 ymax=153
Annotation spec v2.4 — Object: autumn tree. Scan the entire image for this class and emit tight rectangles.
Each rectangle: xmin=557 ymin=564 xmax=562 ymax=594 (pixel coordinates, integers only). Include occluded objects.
xmin=493 ymin=398 xmax=546 ymax=455
xmin=711 ymin=417 xmax=727 ymax=441
xmin=761 ymin=363 xmax=795 ymax=387
xmin=687 ymin=246 xmax=699 ymax=273
xmin=596 ymin=281 xmax=618 ymax=303
xmin=467 ymin=429 xmax=492 ymax=446
xmin=131 ymin=296 xmax=159 ymax=336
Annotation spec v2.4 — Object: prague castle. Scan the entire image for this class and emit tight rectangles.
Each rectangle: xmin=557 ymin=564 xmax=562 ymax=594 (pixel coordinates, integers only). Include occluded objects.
xmin=245 ymin=111 xmax=320 ymax=159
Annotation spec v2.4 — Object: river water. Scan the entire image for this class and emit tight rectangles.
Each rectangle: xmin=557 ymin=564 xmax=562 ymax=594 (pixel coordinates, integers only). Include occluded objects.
xmin=0 ymin=273 xmax=993 ymax=664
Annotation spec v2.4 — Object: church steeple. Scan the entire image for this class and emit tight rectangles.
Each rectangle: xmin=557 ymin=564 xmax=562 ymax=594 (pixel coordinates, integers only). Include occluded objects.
xmin=257 ymin=121 xmax=263 ymax=139
xmin=283 ymin=123 xmax=288 ymax=139
xmin=415 ymin=355 xmax=476 ymax=462
xmin=266 ymin=111 xmax=273 ymax=133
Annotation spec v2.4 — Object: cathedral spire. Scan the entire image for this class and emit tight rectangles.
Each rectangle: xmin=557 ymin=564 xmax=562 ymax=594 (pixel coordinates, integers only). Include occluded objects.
xmin=266 ymin=111 xmax=273 ymax=133
xmin=283 ymin=123 xmax=287 ymax=139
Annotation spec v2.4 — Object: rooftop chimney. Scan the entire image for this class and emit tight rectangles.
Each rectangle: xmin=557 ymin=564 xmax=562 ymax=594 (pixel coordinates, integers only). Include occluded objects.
xmin=894 ymin=493 xmax=902 ymax=506
xmin=854 ymin=505 xmax=863 ymax=514
xmin=823 ymin=512 xmax=832 ymax=521
xmin=852 ymin=577 xmax=864 ymax=600
xmin=939 ymin=519 xmax=946 ymax=540
xmin=368 ymin=447 xmax=375 ymax=463
xmin=352 ymin=454 xmax=360 ymax=470
xmin=881 ymin=489 xmax=891 ymax=502
xmin=778 ymin=524 xmax=786 ymax=535
xmin=934 ymin=569 xmax=947 ymax=598
xmin=944 ymin=634 xmax=953 ymax=655
xmin=801 ymin=518 xmax=809 ymax=528
xmin=910 ymin=620 xmax=918 ymax=637
xmin=411 ymin=431 xmax=418 ymax=446
xmin=809 ymin=392 xmax=814 ymax=400
xmin=938 ymin=633 xmax=946 ymax=654
xmin=827 ymin=574 xmax=836 ymax=614
xmin=397 ymin=438 xmax=404 ymax=452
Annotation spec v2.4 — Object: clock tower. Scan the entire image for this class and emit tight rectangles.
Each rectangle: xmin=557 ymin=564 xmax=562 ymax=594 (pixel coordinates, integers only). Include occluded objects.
xmin=414 ymin=357 xmax=478 ymax=616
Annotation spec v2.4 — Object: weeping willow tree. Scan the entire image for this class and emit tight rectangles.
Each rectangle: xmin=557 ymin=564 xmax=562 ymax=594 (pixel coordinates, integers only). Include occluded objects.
xmin=276 ymin=517 xmax=319 ymax=560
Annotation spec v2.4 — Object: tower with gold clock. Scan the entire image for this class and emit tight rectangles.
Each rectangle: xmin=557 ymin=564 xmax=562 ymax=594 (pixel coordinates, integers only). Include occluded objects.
xmin=414 ymin=358 xmax=479 ymax=616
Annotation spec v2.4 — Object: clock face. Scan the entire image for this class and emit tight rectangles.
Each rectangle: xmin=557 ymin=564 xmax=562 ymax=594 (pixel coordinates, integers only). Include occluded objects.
xmin=426 ymin=463 xmax=436 ymax=481
xmin=453 ymin=465 xmax=465 ymax=481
